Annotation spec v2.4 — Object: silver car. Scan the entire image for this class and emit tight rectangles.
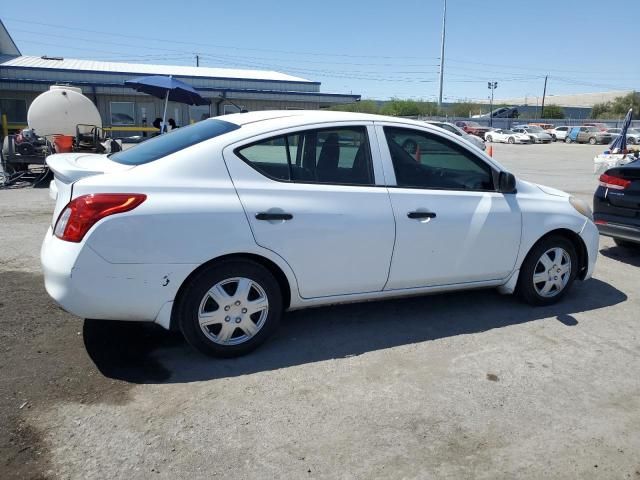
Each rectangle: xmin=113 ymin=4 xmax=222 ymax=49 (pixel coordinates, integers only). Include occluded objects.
xmin=607 ymin=128 xmax=640 ymax=145
xmin=425 ymin=121 xmax=486 ymax=150
xmin=512 ymin=126 xmax=553 ymax=144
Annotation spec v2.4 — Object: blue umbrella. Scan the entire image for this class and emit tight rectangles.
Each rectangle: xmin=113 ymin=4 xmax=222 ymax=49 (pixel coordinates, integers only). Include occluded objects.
xmin=609 ymin=108 xmax=633 ymax=153
xmin=124 ymin=75 xmax=210 ymax=132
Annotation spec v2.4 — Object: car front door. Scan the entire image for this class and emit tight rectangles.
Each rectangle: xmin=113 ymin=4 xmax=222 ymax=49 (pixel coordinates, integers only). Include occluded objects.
xmin=376 ymin=124 xmax=522 ymax=290
xmin=223 ymin=123 xmax=396 ymax=299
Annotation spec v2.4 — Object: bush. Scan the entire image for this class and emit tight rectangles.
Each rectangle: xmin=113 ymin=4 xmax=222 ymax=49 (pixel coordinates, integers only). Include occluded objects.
xmin=591 ymin=92 xmax=640 ymax=119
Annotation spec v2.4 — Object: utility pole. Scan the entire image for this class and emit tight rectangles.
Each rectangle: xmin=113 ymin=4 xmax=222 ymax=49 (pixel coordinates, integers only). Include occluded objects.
xmin=195 ymin=54 xmax=200 ymax=67
xmin=488 ymin=81 xmax=498 ymax=127
xmin=437 ymin=0 xmax=447 ymax=111
xmin=540 ymin=75 xmax=548 ymax=118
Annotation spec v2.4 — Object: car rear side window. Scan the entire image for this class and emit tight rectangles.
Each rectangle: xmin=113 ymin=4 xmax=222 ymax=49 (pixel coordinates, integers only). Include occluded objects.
xmin=236 ymin=126 xmax=374 ymax=186
xmin=384 ymin=126 xmax=495 ymax=191
xmin=109 ymin=119 xmax=240 ymax=165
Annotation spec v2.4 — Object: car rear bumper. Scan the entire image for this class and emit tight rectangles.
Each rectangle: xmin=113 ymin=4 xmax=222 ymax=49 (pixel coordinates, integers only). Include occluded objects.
xmin=41 ymin=228 xmax=196 ymax=323
xmin=596 ymin=221 xmax=640 ymax=244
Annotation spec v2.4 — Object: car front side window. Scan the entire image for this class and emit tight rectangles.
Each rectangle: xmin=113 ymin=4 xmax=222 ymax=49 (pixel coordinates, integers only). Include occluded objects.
xmin=383 ymin=127 xmax=495 ymax=191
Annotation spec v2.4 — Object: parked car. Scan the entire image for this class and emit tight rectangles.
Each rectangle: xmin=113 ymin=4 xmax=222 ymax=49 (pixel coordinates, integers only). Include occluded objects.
xmin=424 ymin=120 xmax=486 ymax=150
xmin=471 ymin=107 xmax=519 ymax=119
xmin=566 ymin=126 xmax=613 ymax=145
xmin=593 ymin=160 xmax=640 ymax=248
xmin=529 ymin=123 xmax=554 ymax=131
xmin=484 ymin=129 xmax=531 ymax=144
xmin=548 ymin=126 xmax=572 ymax=142
xmin=454 ymin=121 xmax=491 ymax=138
xmin=512 ymin=126 xmax=553 ymax=144
xmin=583 ymin=122 xmax=609 ymax=132
xmin=606 ymin=128 xmax=640 ymax=145
xmin=41 ymin=111 xmax=598 ymax=357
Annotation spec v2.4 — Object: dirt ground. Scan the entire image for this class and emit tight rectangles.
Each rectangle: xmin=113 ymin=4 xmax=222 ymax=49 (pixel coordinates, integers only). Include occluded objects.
xmin=1 ymin=143 xmax=639 ymax=479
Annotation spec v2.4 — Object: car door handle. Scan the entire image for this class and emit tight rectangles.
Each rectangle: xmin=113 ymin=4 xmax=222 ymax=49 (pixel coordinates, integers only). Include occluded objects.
xmin=255 ymin=212 xmax=293 ymax=221
xmin=407 ymin=211 xmax=437 ymax=220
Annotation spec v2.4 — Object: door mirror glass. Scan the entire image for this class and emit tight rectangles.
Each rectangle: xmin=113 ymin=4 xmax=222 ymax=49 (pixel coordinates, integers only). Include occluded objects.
xmin=498 ymin=171 xmax=517 ymax=193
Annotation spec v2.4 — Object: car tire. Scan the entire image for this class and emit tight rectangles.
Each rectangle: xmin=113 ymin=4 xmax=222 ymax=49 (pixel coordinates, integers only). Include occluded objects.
xmin=551 ymin=134 xmax=557 ymax=142
xmin=565 ymin=136 xmax=572 ymax=144
xmin=177 ymin=259 xmax=283 ymax=357
xmin=627 ymin=137 xmax=636 ymax=145
xmin=589 ymin=137 xmax=597 ymax=145
xmin=486 ymin=135 xmax=493 ymax=143
xmin=508 ymin=137 xmax=515 ymax=144
xmin=516 ymin=235 xmax=578 ymax=306
xmin=613 ymin=238 xmax=640 ymax=250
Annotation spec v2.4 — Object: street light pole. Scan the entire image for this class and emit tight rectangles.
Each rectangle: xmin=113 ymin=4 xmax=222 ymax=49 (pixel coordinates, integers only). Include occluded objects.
xmin=437 ymin=0 xmax=447 ymax=111
xmin=488 ymin=81 xmax=498 ymax=127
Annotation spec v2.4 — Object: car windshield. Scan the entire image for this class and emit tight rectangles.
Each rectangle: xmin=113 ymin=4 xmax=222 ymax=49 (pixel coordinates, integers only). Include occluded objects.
xmin=527 ymin=126 xmax=544 ymax=132
xmin=465 ymin=121 xmax=482 ymax=127
xmin=502 ymin=130 xmax=515 ymax=134
xmin=110 ymin=119 xmax=240 ymax=165
xmin=585 ymin=127 xmax=598 ymax=132
xmin=628 ymin=129 xmax=640 ymax=135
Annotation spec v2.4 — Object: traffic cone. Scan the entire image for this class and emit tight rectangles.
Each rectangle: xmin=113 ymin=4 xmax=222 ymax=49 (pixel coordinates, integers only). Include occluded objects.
xmin=487 ymin=145 xmax=493 ymax=157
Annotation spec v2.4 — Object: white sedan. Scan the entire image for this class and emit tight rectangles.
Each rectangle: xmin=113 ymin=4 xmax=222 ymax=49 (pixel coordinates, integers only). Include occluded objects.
xmin=484 ymin=129 xmax=531 ymax=144
xmin=42 ymin=111 xmax=598 ymax=357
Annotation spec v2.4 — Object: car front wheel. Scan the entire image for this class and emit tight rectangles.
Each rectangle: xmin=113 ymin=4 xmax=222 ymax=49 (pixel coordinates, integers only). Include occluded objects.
xmin=508 ymin=137 xmax=515 ymax=144
xmin=517 ymin=235 xmax=578 ymax=306
xmin=589 ymin=137 xmax=597 ymax=145
xmin=565 ymin=137 xmax=572 ymax=144
xmin=177 ymin=259 xmax=282 ymax=357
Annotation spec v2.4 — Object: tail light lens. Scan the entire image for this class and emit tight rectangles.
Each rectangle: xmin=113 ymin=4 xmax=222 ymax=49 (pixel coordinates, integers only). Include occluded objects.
xmin=599 ymin=173 xmax=631 ymax=190
xmin=54 ymin=193 xmax=146 ymax=242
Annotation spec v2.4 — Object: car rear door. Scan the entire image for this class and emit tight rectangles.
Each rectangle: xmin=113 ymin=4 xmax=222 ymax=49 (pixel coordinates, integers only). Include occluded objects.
xmin=375 ymin=123 xmax=521 ymax=289
xmin=223 ymin=123 xmax=396 ymax=299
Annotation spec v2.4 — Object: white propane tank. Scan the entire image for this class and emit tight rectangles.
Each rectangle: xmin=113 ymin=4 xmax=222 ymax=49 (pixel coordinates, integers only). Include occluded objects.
xmin=27 ymin=85 xmax=102 ymax=137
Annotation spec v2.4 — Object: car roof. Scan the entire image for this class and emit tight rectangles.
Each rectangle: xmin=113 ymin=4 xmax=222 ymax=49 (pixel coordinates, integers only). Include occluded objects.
xmin=218 ymin=109 xmax=425 ymax=128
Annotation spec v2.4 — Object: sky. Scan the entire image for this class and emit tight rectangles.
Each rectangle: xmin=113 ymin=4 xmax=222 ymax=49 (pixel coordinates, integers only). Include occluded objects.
xmin=3 ymin=0 xmax=639 ymax=102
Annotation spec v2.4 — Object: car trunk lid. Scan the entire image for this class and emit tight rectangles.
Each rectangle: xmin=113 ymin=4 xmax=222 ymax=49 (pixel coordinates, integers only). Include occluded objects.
xmin=47 ymin=153 xmax=134 ymax=226
xmin=602 ymin=164 xmax=640 ymax=210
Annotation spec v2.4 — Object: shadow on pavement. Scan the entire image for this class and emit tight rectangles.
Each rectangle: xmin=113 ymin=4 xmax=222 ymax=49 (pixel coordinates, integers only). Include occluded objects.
xmin=84 ymin=278 xmax=626 ymax=384
xmin=599 ymin=245 xmax=640 ymax=267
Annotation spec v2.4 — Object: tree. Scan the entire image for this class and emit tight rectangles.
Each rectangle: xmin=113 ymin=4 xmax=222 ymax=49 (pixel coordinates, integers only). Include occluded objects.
xmin=379 ymin=99 xmax=439 ymax=117
xmin=329 ymin=100 xmax=380 ymax=114
xmin=541 ymin=105 xmax=565 ymax=119
xmin=591 ymin=92 xmax=640 ymax=119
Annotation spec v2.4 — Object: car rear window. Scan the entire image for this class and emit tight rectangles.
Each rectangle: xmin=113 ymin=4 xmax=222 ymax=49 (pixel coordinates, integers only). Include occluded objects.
xmin=110 ymin=119 xmax=240 ymax=165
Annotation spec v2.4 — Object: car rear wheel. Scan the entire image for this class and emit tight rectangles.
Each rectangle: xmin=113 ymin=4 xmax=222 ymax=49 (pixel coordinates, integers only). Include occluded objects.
xmin=177 ymin=259 xmax=282 ymax=357
xmin=508 ymin=137 xmax=515 ymax=144
xmin=589 ymin=137 xmax=597 ymax=145
xmin=486 ymin=135 xmax=493 ymax=143
xmin=613 ymin=238 xmax=640 ymax=250
xmin=517 ymin=235 xmax=577 ymax=306
xmin=551 ymin=134 xmax=557 ymax=142
xmin=627 ymin=137 xmax=636 ymax=145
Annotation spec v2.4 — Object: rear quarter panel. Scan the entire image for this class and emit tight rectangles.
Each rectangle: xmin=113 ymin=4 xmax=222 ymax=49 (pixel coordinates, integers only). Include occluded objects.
xmin=72 ymin=137 xmax=301 ymax=304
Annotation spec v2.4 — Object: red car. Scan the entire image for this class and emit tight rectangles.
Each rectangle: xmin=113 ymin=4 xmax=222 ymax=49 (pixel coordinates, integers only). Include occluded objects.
xmin=455 ymin=121 xmax=491 ymax=138
xmin=583 ymin=122 xmax=609 ymax=132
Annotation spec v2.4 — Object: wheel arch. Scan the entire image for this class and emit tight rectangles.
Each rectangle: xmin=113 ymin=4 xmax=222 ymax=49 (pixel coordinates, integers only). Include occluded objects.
xmin=524 ymin=228 xmax=589 ymax=280
xmin=169 ymin=252 xmax=293 ymax=331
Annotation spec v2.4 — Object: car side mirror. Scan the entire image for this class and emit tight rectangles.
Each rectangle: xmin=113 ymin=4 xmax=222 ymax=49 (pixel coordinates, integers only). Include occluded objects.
xmin=498 ymin=171 xmax=517 ymax=193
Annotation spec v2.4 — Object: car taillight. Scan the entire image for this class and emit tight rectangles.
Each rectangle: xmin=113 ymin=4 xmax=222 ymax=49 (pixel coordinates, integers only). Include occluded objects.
xmin=599 ymin=173 xmax=631 ymax=190
xmin=54 ymin=193 xmax=146 ymax=242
